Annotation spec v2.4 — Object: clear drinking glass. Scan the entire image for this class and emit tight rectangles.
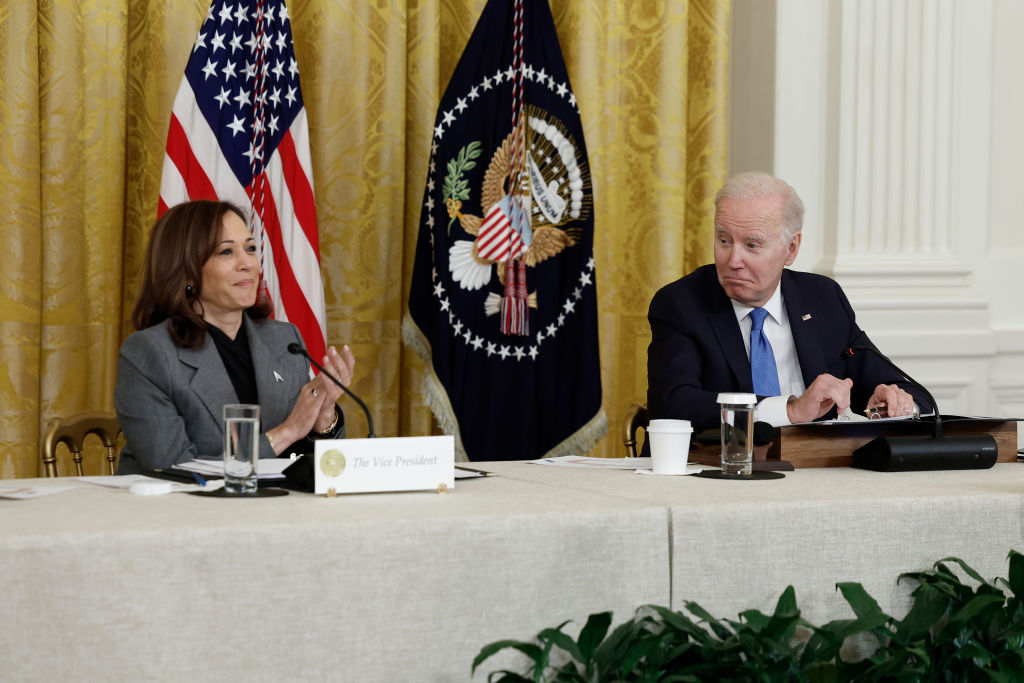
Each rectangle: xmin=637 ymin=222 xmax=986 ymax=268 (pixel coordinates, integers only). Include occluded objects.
xmin=717 ymin=393 xmax=756 ymax=476
xmin=223 ymin=404 xmax=260 ymax=494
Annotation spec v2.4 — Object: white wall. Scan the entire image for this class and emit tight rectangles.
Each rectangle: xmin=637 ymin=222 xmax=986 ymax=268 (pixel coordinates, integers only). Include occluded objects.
xmin=730 ymin=0 xmax=1024 ymax=442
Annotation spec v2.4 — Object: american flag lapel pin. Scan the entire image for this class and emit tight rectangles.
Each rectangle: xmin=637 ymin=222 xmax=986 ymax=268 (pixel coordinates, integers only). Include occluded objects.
xmin=802 ymin=314 xmax=812 ymax=321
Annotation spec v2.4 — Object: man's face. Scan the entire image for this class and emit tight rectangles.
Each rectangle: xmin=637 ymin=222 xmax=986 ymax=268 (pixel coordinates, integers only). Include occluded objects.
xmin=713 ymin=195 xmax=801 ymax=308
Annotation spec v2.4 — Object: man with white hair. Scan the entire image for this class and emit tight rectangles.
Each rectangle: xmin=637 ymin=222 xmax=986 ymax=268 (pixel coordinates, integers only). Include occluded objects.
xmin=647 ymin=171 xmax=929 ymax=431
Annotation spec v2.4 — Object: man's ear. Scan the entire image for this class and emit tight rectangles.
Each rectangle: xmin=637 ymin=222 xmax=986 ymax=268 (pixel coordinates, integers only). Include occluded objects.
xmin=784 ymin=232 xmax=802 ymax=266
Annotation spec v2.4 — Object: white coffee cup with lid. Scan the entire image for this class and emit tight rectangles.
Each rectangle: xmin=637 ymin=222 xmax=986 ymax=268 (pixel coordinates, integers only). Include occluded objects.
xmin=646 ymin=419 xmax=693 ymax=475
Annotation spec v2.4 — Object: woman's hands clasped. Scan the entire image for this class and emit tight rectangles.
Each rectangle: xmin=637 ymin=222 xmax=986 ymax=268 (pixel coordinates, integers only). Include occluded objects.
xmin=308 ymin=345 xmax=355 ymax=432
xmin=268 ymin=344 xmax=356 ymax=455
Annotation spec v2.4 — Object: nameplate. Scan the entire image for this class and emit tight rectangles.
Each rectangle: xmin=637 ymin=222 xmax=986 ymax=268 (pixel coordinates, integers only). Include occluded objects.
xmin=313 ymin=436 xmax=455 ymax=495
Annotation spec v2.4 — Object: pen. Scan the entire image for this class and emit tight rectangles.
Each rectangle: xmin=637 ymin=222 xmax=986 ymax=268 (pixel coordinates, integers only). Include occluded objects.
xmin=190 ymin=472 xmax=207 ymax=486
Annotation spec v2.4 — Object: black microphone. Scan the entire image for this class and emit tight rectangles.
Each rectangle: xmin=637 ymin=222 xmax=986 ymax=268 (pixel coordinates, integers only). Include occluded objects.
xmin=840 ymin=346 xmax=995 ymax=471
xmin=288 ymin=342 xmax=376 ymax=438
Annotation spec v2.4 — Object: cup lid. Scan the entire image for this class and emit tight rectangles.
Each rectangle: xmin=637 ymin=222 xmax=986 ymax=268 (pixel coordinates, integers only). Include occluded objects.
xmin=648 ymin=418 xmax=691 ymax=429
xmin=646 ymin=424 xmax=693 ymax=433
xmin=717 ymin=392 xmax=757 ymax=405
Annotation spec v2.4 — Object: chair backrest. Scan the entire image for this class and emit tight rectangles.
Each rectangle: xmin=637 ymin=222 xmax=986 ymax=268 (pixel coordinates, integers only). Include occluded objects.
xmin=622 ymin=403 xmax=649 ymax=458
xmin=41 ymin=412 xmax=122 ymax=477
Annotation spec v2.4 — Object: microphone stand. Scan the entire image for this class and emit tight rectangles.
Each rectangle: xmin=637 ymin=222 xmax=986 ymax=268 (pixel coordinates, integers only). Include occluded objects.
xmin=288 ymin=343 xmax=375 ymax=438
xmin=842 ymin=346 xmax=996 ymax=471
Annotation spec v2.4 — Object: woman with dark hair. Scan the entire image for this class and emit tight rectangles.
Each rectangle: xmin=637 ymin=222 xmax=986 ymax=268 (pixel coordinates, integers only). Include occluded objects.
xmin=114 ymin=200 xmax=354 ymax=474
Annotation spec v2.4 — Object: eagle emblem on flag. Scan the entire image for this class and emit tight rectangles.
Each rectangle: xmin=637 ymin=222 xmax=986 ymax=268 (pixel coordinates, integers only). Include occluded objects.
xmin=446 ymin=111 xmax=592 ymax=313
xmin=403 ymin=0 xmax=606 ymax=462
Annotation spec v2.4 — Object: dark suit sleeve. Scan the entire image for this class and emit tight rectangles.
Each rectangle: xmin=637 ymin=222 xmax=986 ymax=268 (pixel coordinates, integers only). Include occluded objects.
xmin=647 ymin=285 xmax=727 ymax=431
xmin=827 ymin=283 xmax=934 ymax=415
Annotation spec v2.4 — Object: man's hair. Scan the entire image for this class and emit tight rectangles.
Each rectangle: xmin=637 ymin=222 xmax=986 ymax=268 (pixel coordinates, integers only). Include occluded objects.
xmin=715 ymin=172 xmax=805 ymax=240
xmin=131 ymin=199 xmax=271 ymax=348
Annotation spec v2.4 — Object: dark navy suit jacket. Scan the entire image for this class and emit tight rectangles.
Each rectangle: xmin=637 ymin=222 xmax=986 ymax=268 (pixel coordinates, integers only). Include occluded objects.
xmin=647 ymin=264 xmax=930 ymax=432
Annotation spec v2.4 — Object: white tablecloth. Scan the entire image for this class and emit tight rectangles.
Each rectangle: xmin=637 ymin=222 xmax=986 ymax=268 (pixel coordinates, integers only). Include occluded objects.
xmin=0 ymin=474 xmax=669 ymax=682
xmin=4 ymin=463 xmax=1022 ymax=680
xmin=479 ymin=462 xmax=1024 ymax=626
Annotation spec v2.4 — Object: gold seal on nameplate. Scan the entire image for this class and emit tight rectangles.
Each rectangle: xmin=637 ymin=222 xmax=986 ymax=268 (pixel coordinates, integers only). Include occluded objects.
xmin=320 ymin=449 xmax=346 ymax=478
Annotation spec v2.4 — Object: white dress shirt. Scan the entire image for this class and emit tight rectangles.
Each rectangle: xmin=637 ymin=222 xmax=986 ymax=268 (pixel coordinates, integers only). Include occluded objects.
xmin=730 ymin=285 xmax=806 ymax=425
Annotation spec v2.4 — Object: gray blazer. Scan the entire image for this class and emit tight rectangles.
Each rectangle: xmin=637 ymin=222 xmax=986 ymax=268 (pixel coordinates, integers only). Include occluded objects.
xmin=115 ymin=315 xmax=333 ymax=474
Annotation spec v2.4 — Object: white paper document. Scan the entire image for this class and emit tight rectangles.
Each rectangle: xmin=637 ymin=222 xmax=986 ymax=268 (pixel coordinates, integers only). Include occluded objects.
xmin=791 ymin=410 xmax=936 ymax=427
xmin=174 ymin=458 xmax=290 ymax=479
xmin=635 ymin=464 xmax=708 ymax=476
xmin=530 ymin=455 xmax=713 ymax=474
xmin=77 ymin=474 xmax=219 ymax=493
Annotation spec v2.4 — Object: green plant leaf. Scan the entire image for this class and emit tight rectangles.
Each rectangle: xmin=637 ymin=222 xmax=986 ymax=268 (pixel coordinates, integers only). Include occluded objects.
xmin=618 ymin=636 xmax=663 ymax=677
xmin=592 ymin=618 xmax=651 ymax=668
xmin=473 ymin=640 xmax=544 ymax=674
xmin=648 ymin=604 xmax=706 ymax=639
xmin=894 ymin=582 xmax=950 ymax=642
xmin=474 ymin=551 xmax=1024 ymax=681
xmin=935 ymin=555 xmax=990 ymax=585
xmin=684 ymin=600 xmax=734 ymax=640
xmin=901 ymin=570 xmax=964 ymax=602
xmin=802 ymin=660 xmax=840 ymax=683
xmin=774 ymin=585 xmax=798 ymax=615
xmin=949 ymin=593 xmax=1006 ymax=624
xmin=576 ymin=611 xmax=611 ymax=661
xmin=1007 ymin=550 xmax=1024 ymax=599
xmin=536 ymin=626 xmax=583 ymax=663
xmin=739 ymin=609 xmax=770 ymax=631
xmin=956 ymin=640 xmax=994 ymax=666
xmin=486 ymin=672 xmax=534 ymax=683
xmin=986 ymin=671 xmax=1020 ymax=683
xmin=760 ymin=586 xmax=803 ymax=640
xmin=836 ymin=582 xmax=884 ymax=620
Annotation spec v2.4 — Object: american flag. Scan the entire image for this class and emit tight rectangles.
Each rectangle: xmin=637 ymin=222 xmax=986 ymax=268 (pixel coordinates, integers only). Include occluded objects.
xmin=158 ymin=0 xmax=327 ymax=363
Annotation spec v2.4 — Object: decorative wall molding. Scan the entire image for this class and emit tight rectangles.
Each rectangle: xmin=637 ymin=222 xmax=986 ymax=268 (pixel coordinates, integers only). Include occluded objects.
xmin=733 ymin=0 xmax=1015 ymax=429
xmin=833 ymin=0 xmax=960 ymax=282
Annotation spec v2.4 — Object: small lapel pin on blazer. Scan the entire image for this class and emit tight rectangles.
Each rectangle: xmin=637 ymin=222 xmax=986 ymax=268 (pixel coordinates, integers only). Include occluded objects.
xmin=273 ymin=371 xmax=284 ymax=382
xmin=802 ymin=314 xmax=812 ymax=321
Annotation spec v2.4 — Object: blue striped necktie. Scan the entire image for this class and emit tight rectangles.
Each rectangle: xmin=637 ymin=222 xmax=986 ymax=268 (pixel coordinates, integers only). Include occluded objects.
xmin=749 ymin=307 xmax=781 ymax=396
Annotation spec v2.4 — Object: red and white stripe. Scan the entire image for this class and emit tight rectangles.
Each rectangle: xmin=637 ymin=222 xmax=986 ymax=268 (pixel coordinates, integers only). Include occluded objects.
xmin=158 ymin=79 xmax=327 ymax=364
xmin=476 ymin=202 xmax=526 ymax=262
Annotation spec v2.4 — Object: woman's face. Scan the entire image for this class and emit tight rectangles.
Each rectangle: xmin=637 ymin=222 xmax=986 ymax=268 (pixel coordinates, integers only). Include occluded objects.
xmin=197 ymin=211 xmax=259 ymax=322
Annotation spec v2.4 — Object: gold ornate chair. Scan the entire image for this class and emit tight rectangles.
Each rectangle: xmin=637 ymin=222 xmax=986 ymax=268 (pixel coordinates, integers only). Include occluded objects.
xmin=622 ymin=403 xmax=649 ymax=458
xmin=41 ymin=411 xmax=122 ymax=477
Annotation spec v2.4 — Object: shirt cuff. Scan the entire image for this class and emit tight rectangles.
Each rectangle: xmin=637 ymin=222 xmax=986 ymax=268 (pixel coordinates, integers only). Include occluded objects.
xmin=755 ymin=395 xmax=793 ymax=427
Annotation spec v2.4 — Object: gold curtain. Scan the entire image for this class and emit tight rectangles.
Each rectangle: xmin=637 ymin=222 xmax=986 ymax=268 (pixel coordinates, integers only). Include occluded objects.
xmin=0 ymin=0 xmax=728 ymax=477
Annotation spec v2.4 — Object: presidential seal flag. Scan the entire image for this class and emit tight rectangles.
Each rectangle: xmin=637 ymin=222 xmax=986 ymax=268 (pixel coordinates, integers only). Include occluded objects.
xmin=158 ymin=0 xmax=327 ymax=363
xmin=403 ymin=0 xmax=607 ymax=461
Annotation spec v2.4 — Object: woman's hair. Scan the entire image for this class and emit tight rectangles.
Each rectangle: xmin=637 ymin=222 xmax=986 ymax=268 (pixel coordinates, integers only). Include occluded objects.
xmin=131 ymin=200 xmax=271 ymax=348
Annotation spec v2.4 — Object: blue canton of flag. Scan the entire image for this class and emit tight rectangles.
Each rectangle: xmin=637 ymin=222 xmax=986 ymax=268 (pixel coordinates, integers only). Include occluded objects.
xmin=160 ymin=0 xmax=327 ymax=365
xmin=403 ymin=0 xmax=607 ymax=461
